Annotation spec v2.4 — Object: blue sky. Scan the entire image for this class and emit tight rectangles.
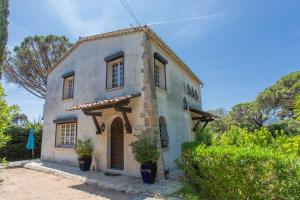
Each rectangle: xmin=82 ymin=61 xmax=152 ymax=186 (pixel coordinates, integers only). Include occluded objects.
xmin=3 ymin=0 xmax=300 ymax=121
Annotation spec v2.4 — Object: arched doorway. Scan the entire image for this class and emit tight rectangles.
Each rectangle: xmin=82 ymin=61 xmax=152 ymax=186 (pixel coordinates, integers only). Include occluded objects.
xmin=110 ymin=117 xmax=124 ymax=170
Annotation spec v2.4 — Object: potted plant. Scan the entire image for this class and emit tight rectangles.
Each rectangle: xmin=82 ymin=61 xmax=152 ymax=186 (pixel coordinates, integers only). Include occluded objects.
xmin=131 ymin=134 xmax=160 ymax=184
xmin=75 ymin=139 xmax=93 ymax=171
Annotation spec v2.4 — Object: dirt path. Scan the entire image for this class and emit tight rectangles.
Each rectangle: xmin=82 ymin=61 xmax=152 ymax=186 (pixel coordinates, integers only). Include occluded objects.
xmin=0 ymin=168 xmax=137 ymax=200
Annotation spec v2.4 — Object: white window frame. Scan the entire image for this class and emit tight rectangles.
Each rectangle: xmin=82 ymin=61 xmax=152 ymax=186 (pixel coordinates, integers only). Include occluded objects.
xmin=112 ymin=61 xmax=124 ymax=88
xmin=56 ymin=122 xmax=76 ymax=148
xmin=107 ymin=57 xmax=124 ymax=89
xmin=63 ymin=75 xmax=74 ymax=100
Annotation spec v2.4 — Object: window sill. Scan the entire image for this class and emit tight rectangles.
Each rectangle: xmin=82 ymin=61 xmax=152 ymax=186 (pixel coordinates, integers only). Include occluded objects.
xmin=155 ymin=86 xmax=167 ymax=93
xmin=62 ymin=98 xmax=73 ymax=102
xmin=105 ymin=86 xmax=124 ymax=92
xmin=161 ymin=147 xmax=169 ymax=151
xmin=55 ymin=146 xmax=75 ymax=150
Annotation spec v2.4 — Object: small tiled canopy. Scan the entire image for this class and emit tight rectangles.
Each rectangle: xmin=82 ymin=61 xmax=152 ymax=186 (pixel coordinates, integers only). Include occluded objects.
xmin=66 ymin=93 xmax=141 ymax=134
xmin=66 ymin=93 xmax=141 ymax=111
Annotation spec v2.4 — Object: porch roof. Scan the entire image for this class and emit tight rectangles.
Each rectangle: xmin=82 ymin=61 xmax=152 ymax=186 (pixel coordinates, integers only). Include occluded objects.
xmin=66 ymin=93 xmax=141 ymax=111
xmin=189 ymin=107 xmax=219 ymax=122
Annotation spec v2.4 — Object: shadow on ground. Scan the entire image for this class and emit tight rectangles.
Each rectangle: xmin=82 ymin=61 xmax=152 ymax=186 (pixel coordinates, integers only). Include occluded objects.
xmin=69 ymin=183 xmax=136 ymax=200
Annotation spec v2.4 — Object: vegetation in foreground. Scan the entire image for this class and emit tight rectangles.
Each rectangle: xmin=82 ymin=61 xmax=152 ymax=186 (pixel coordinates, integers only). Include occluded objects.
xmin=179 ymin=72 xmax=300 ymax=200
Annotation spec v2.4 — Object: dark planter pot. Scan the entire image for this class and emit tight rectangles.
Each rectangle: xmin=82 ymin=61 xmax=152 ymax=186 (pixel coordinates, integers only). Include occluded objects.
xmin=78 ymin=156 xmax=92 ymax=171
xmin=140 ymin=162 xmax=157 ymax=184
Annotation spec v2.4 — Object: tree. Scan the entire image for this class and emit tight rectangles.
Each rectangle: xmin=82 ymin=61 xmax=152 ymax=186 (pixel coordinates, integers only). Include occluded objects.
xmin=228 ymin=102 xmax=269 ymax=131
xmin=295 ymin=95 xmax=300 ymax=121
xmin=2 ymin=35 xmax=72 ymax=98
xmin=256 ymin=71 xmax=300 ymax=119
xmin=12 ymin=113 xmax=29 ymax=127
xmin=0 ymin=84 xmax=18 ymax=150
xmin=0 ymin=0 xmax=9 ymax=66
xmin=207 ymin=108 xmax=231 ymax=133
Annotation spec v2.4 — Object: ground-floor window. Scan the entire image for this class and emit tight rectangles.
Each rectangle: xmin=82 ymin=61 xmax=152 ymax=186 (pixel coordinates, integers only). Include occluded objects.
xmin=55 ymin=123 xmax=77 ymax=148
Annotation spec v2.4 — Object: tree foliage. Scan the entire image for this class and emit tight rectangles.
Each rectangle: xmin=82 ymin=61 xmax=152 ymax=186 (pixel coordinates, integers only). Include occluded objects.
xmin=12 ymin=113 xmax=28 ymax=127
xmin=0 ymin=0 xmax=9 ymax=66
xmin=295 ymin=95 xmax=300 ymax=121
xmin=256 ymin=71 xmax=300 ymax=118
xmin=228 ymin=102 xmax=271 ymax=131
xmin=208 ymin=71 xmax=300 ymax=133
xmin=207 ymin=108 xmax=230 ymax=133
xmin=0 ymin=122 xmax=43 ymax=161
xmin=0 ymin=84 xmax=18 ymax=150
xmin=2 ymin=35 xmax=72 ymax=98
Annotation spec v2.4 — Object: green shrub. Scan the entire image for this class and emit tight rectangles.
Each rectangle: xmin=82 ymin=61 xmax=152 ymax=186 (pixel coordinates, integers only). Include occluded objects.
xmin=195 ymin=128 xmax=212 ymax=146
xmin=75 ymin=139 xmax=93 ymax=158
xmin=267 ymin=119 xmax=300 ymax=136
xmin=215 ymin=126 xmax=277 ymax=147
xmin=130 ymin=134 xmax=160 ymax=164
xmin=180 ymin=144 xmax=300 ymax=200
xmin=295 ymin=95 xmax=300 ymax=121
xmin=277 ymin=134 xmax=300 ymax=155
xmin=0 ymin=124 xmax=42 ymax=161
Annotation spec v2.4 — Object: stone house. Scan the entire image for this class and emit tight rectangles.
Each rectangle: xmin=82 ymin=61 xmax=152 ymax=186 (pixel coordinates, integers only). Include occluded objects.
xmin=41 ymin=26 xmax=215 ymax=179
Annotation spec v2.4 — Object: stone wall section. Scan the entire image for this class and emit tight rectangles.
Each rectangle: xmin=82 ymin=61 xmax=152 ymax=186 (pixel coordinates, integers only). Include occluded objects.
xmin=140 ymin=30 xmax=165 ymax=181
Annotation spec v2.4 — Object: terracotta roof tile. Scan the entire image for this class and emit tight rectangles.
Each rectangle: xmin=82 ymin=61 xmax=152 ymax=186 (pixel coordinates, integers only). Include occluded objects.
xmin=47 ymin=25 xmax=202 ymax=85
xmin=66 ymin=93 xmax=141 ymax=111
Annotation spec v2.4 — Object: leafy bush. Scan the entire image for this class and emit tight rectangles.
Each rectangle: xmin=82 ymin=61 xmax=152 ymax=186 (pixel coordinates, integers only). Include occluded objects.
xmin=211 ymin=126 xmax=300 ymax=156
xmin=0 ymin=124 xmax=42 ymax=161
xmin=75 ymin=139 xmax=93 ymax=158
xmin=277 ymin=134 xmax=300 ymax=155
xmin=195 ymin=128 xmax=212 ymax=146
xmin=130 ymin=134 xmax=160 ymax=164
xmin=0 ymin=84 xmax=18 ymax=162
xmin=296 ymin=95 xmax=300 ymax=121
xmin=267 ymin=119 xmax=300 ymax=136
xmin=180 ymin=144 xmax=300 ymax=200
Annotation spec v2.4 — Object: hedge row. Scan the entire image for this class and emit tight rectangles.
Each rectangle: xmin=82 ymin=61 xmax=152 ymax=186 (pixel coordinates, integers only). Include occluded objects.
xmin=180 ymin=144 xmax=300 ymax=200
xmin=0 ymin=125 xmax=42 ymax=161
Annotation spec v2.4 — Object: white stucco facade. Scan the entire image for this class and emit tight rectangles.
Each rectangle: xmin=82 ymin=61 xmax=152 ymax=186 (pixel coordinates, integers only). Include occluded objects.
xmin=41 ymin=27 xmax=203 ymax=178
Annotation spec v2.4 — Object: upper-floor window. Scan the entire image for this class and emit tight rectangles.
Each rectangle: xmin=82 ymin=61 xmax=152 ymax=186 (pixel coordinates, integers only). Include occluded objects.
xmin=154 ymin=52 xmax=167 ymax=90
xmin=112 ymin=60 xmax=124 ymax=88
xmin=62 ymin=71 xmax=74 ymax=100
xmin=105 ymin=51 xmax=124 ymax=89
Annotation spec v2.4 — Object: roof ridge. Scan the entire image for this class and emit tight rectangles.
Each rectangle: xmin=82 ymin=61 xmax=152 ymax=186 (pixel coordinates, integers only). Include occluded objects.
xmin=47 ymin=25 xmax=202 ymax=84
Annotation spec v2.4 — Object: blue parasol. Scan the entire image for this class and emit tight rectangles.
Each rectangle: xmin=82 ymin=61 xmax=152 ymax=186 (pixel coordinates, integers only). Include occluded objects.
xmin=26 ymin=128 xmax=35 ymax=158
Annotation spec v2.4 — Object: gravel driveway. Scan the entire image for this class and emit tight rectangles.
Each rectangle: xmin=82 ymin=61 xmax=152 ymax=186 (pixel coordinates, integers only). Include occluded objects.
xmin=0 ymin=168 xmax=137 ymax=200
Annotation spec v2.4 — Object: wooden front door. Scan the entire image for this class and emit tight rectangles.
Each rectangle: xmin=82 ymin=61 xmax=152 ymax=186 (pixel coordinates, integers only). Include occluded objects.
xmin=111 ymin=117 xmax=124 ymax=170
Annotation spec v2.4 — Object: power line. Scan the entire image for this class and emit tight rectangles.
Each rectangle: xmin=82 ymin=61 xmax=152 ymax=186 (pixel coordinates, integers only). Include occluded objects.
xmin=119 ymin=0 xmax=141 ymax=26
xmin=146 ymin=13 xmax=224 ymax=26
